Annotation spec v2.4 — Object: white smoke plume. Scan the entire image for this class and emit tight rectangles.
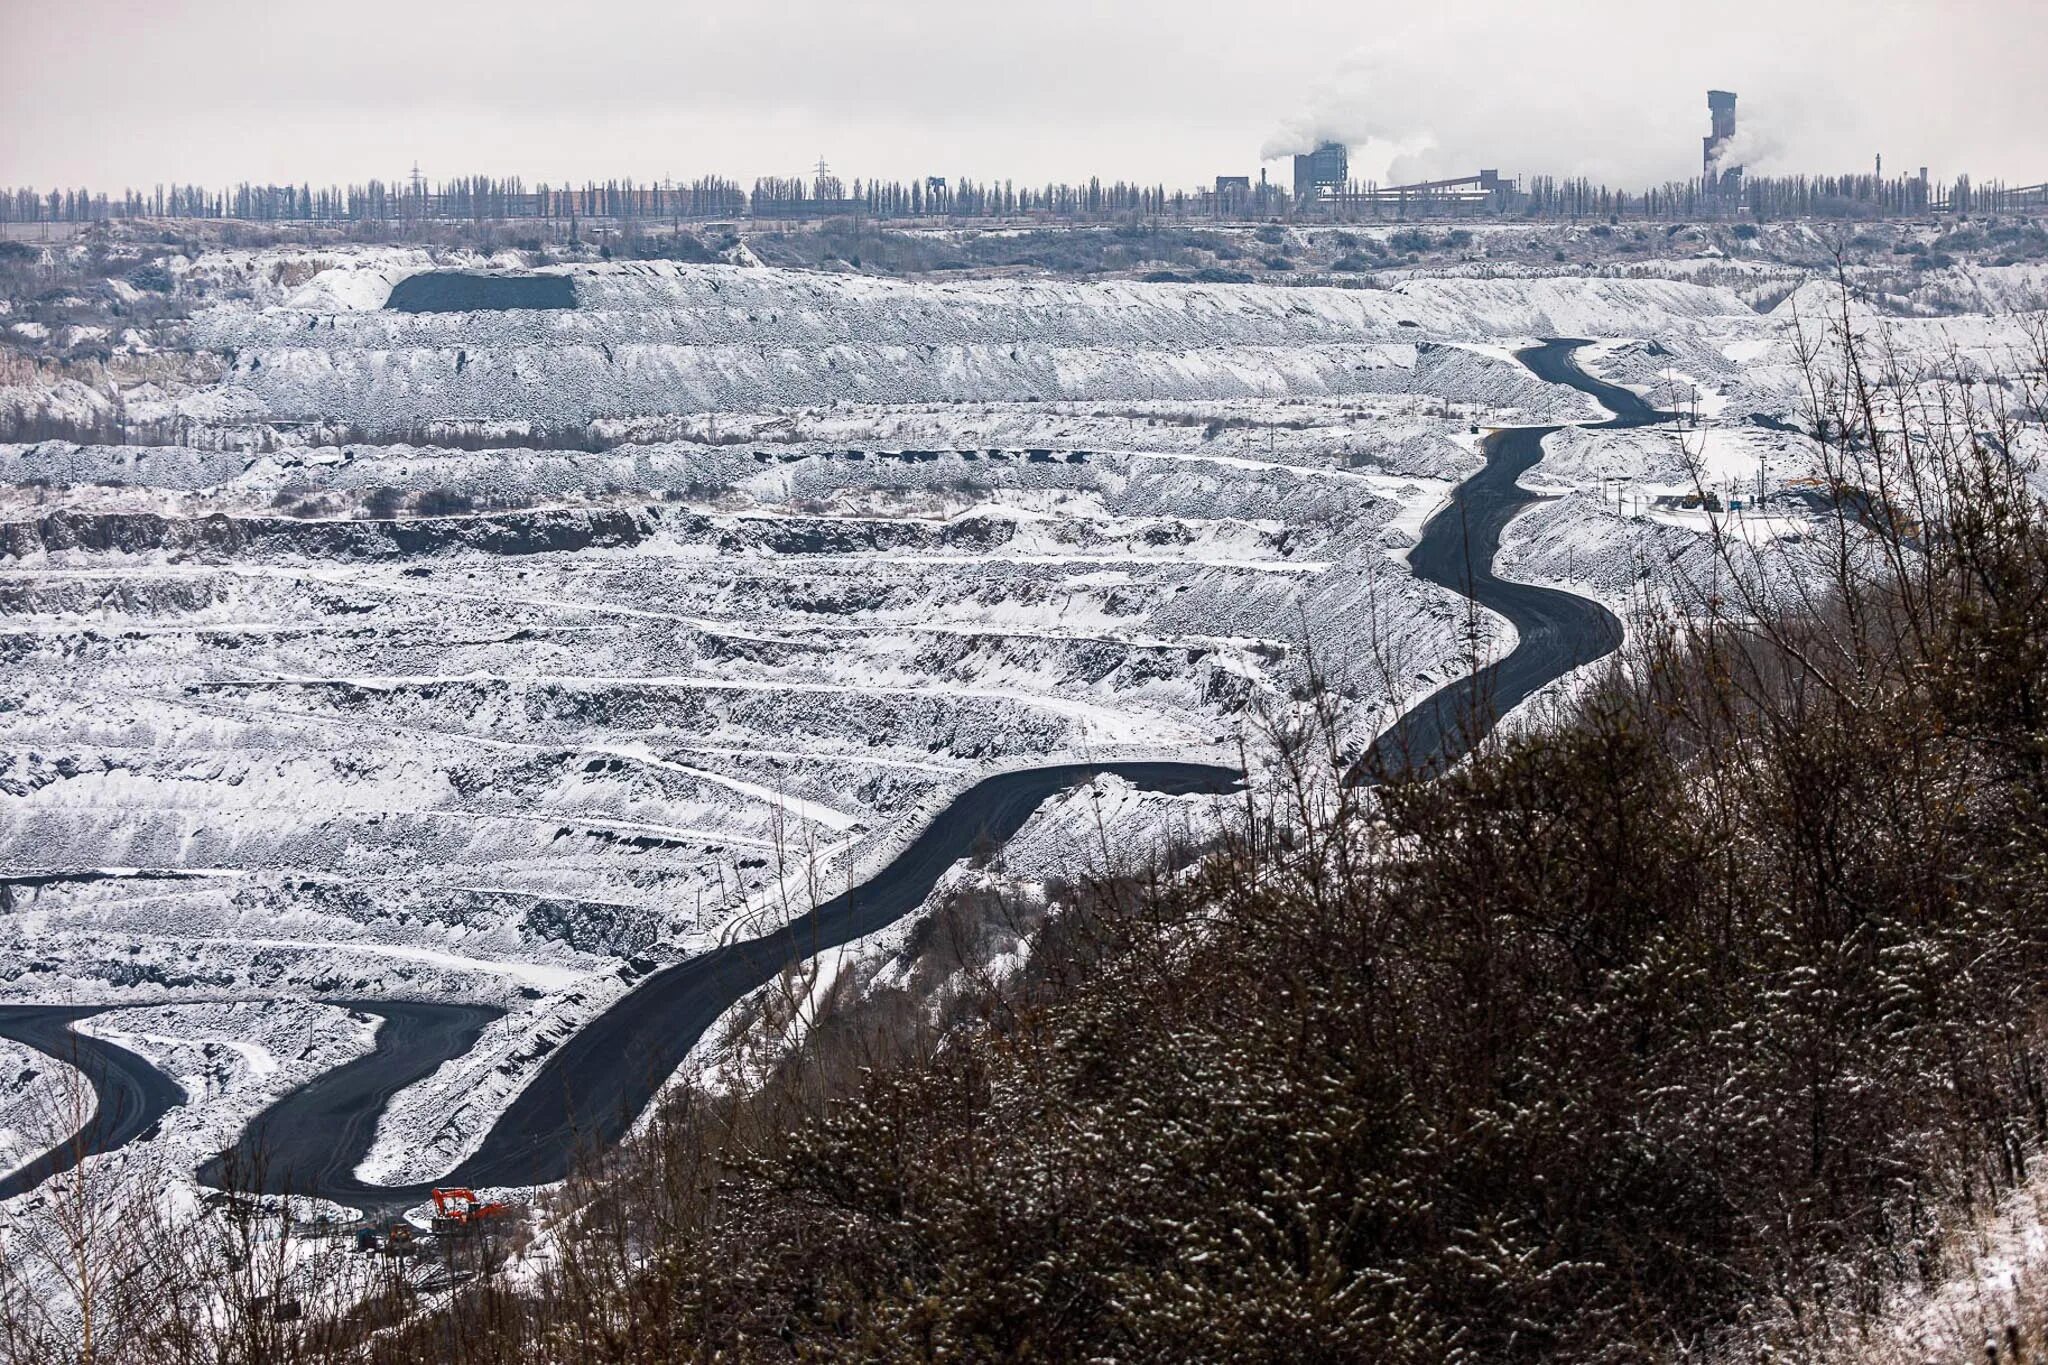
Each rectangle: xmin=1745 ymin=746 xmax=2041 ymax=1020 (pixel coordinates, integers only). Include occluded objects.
xmin=1257 ymin=48 xmax=1405 ymax=164
xmin=1707 ymin=118 xmax=1784 ymax=175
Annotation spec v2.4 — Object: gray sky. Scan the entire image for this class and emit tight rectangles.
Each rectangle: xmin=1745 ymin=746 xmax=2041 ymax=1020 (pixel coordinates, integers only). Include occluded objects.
xmin=3 ymin=0 xmax=2042 ymax=192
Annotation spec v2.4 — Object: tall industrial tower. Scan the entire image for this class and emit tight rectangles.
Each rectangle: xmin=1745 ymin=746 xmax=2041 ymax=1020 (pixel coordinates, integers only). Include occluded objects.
xmin=1292 ymin=142 xmax=1349 ymax=203
xmin=1703 ymin=90 xmax=1741 ymax=191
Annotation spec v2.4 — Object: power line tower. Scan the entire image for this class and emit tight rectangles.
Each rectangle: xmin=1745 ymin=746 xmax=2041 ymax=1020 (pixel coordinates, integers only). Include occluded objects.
xmin=406 ymin=160 xmax=427 ymax=235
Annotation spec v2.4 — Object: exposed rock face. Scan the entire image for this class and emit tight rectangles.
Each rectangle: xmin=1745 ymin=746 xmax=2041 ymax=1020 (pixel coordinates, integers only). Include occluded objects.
xmin=0 ymin=506 xmax=659 ymax=559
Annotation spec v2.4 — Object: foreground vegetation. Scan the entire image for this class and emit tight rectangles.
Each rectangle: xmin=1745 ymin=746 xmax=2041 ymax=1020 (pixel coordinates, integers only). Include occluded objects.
xmin=6 ymin=309 xmax=2048 ymax=1362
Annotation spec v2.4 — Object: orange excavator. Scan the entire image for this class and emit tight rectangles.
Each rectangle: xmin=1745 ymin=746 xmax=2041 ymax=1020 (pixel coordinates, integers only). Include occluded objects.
xmin=429 ymin=1186 xmax=516 ymax=1237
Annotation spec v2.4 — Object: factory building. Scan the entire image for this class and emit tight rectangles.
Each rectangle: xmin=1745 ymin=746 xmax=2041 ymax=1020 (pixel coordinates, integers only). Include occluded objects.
xmin=1293 ymin=142 xmax=1349 ymax=201
xmin=1364 ymin=170 xmax=1507 ymax=204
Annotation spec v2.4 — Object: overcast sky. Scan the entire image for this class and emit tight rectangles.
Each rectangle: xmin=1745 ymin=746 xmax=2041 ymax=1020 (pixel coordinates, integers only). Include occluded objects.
xmin=3 ymin=0 xmax=2042 ymax=193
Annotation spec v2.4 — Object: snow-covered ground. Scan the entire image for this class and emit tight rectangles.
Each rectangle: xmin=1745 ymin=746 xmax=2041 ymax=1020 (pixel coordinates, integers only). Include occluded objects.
xmin=0 ymin=1036 xmax=75 ymax=1178
xmin=1 ymin=244 xmax=2035 ymax=1207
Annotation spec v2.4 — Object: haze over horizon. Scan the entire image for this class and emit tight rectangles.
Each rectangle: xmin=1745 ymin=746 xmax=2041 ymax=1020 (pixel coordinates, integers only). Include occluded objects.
xmin=2 ymin=0 xmax=2042 ymax=193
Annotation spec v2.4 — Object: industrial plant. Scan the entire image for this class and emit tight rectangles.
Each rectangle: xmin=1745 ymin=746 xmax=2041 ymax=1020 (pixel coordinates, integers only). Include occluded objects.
xmin=1195 ymin=89 xmax=1766 ymax=217
xmin=1189 ymin=86 xmax=2041 ymax=221
xmin=1291 ymin=141 xmax=1349 ymax=202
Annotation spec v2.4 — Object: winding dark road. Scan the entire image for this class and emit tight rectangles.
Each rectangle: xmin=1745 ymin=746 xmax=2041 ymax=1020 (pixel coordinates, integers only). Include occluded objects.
xmin=207 ymin=762 xmax=1237 ymax=1204
xmin=195 ymin=1000 xmax=503 ymax=1201
xmin=1351 ymin=339 xmax=1665 ymax=781
xmin=0 ymin=1005 xmax=187 ymax=1200
xmin=4 ymin=339 xmax=1664 ymax=1213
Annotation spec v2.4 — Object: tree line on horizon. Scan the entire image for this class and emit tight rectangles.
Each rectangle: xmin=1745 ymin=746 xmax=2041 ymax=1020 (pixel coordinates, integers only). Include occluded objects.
xmin=1 ymin=165 xmax=2041 ymax=228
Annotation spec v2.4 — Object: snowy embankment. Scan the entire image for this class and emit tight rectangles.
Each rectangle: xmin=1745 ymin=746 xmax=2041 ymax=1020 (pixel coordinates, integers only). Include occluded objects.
xmin=0 ymin=1037 xmax=76 ymax=1181
xmin=179 ymin=260 xmax=1756 ymax=430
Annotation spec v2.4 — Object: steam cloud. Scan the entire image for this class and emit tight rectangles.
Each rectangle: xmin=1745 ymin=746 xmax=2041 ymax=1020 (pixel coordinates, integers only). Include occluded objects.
xmin=1257 ymin=49 xmax=1405 ymax=165
xmin=1707 ymin=120 xmax=1784 ymax=174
